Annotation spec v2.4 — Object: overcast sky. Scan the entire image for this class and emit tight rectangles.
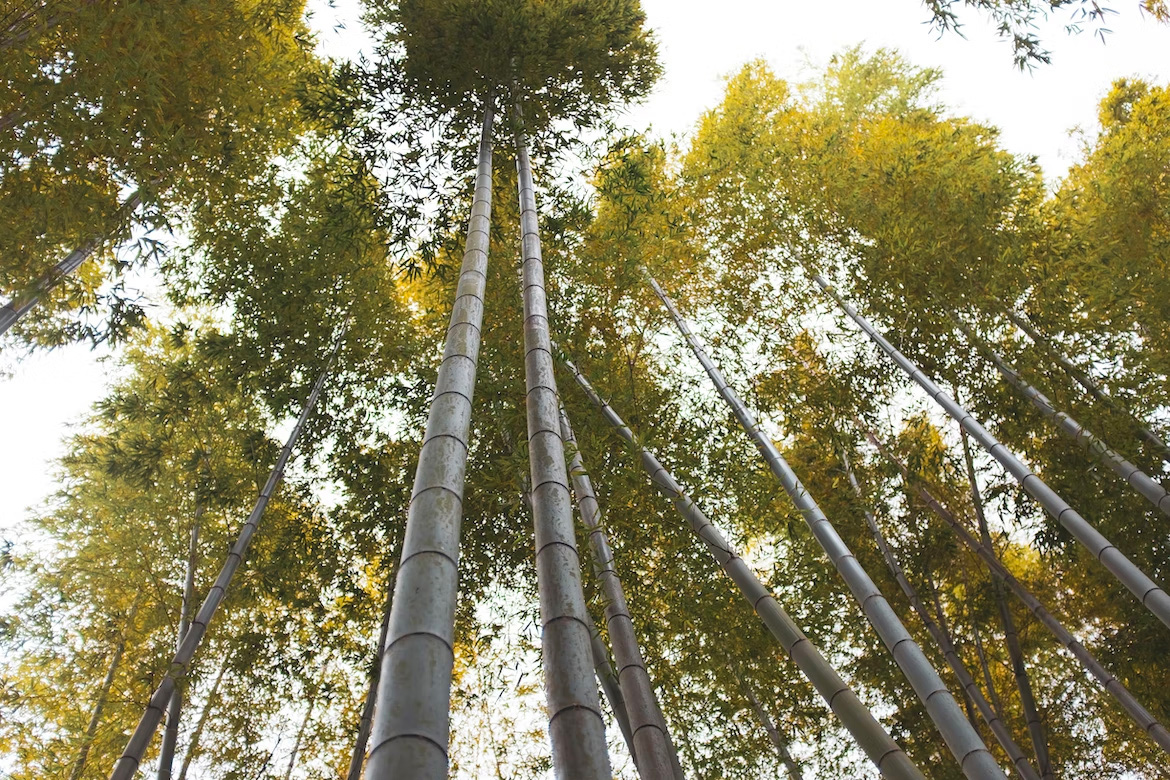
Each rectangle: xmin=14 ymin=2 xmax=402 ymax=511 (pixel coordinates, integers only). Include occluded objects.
xmin=3 ymin=0 xmax=1169 ymax=534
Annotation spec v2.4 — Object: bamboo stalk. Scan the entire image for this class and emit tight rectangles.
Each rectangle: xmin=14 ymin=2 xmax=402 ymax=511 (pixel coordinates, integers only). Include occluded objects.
xmin=513 ymin=103 xmax=611 ymax=778
xmin=648 ymin=273 xmax=1005 ymax=779
xmin=957 ymin=321 xmax=1170 ymax=517
xmin=730 ymin=667 xmax=804 ymax=780
xmin=960 ymin=433 xmax=1054 ymax=780
xmin=558 ymin=349 xmax=927 ymax=780
xmin=175 ymin=655 xmax=228 ymax=780
xmin=863 ymin=426 xmax=1170 ymax=755
xmin=345 ymin=584 xmax=394 ymax=780
xmin=813 ymin=273 xmax=1170 ymax=630
xmin=586 ymin=613 xmax=640 ymax=770
xmin=560 ymin=404 xmax=678 ymax=780
xmin=841 ymin=453 xmax=1039 ymax=780
xmin=366 ymin=98 xmax=494 ymax=780
xmin=109 ymin=327 xmax=344 ymax=780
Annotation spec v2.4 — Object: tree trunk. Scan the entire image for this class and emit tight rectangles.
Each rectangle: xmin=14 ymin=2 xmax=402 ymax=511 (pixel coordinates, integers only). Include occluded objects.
xmin=345 ymin=585 xmax=394 ymax=780
xmin=283 ymin=695 xmax=316 ymax=780
xmin=730 ymin=667 xmax=804 ymax=780
xmin=109 ymin=328 xmax=344 ymax=780
xmin=156 ymin=503 xmax=204 ymax=780
xmin=586 ymin=613 xmax=639 ymax=770
xmin=648 ymin=273 xmax=1004 ymax=780
xmin=1004 ymin=308 xmax=1170 ymax=463
xmin=559 ymin=350 xmax=927 ymax=780
xmin=0 ymin=189 xmax=143 ymax=337
xmin=176 ymin=655 xmax=228 ymax=780
xmin=958 ymin=321 xmax=1169 ymax=517
xmin=559 ymin=404 xmax=679 ymax=780
xmin=68 ymin=594 xmax=144 ymax=780
xmin=813 ymin=273 xmax=1170 ymax=630
xmin=842 ymin=453 xmax=1039 ymax=780
xmin=960 ymin=433 xmax=1054 ymax=780
xmin=864 ymin=426 xmax=1170 ymax=756
xmin=366 ymin=98 xmax=494 ymax=780
xmin=511 ymin=103 xmax=611 ymax=779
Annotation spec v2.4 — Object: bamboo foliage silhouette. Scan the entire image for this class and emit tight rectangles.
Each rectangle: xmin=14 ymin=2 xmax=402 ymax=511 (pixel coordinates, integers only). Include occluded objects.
xmin=956 ymin=320 xmax=1170 ymax=517
xmin=959 ymin=433 xmax=1053 ymax=780
xmin=646 ymin=272 xmax=1006 ymax=780
xmin=1003 ymin=309 xmax=1170 ymax=463
xmin=812 ymin=272 xmax=1170 ymax=630
xmin=365 ymin=101 xmax=495 ymax=780
xmin=108 ymin=328 xmax=345 ymax=780
xmin=559 ymin=348 xmax=928 ymax=780
xmin=513 ymin=103 xmax=612 ymax=778
xmin=840 ymin=452 xmax=1040 ymax=780
xmin=560 ymin=403 xmax=679 ymax=780
xmin=863 ymin=427 xmax=1170 ymax=755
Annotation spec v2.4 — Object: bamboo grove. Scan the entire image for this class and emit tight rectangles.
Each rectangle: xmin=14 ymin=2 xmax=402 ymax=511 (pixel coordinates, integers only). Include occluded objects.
xmin=1 ymin=1 xmax=1169 ymax=778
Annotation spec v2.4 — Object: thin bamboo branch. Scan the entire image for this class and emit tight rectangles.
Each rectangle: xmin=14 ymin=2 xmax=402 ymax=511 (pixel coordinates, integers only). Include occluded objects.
xmin=346 ymin=584 xmax=394 ymax=780
xmin=864 ymin=426 xmax=1170 ymax=755
xmin=284 ymin=695 xmax=316 ymax=780
xmin=730 ymin=667 xmax=804 ymax=780
xmin=648 ymin=273 xmax=1004 ymax=780
xmin=175 ymin=654 xmax=228 ymax=780
xmin=558 ymin=349 xmax=927 ymax=780
xmin=812 ymin=273 xmax=1170 ymax=630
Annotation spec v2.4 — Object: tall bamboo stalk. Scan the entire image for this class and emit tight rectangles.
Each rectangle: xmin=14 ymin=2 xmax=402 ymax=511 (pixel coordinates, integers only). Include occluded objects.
xmin=176 ymin=655 xmax=228 ymax=780
xmin=586 ymin=612 xmax=639 ymax=769
xmin=156 ymin=502 xmax=205 ymax=780
xmin=730 ymin=667 xmax=804 ymax=780
xmin=345 ymin=585 xmax=394 ymax=780
xmin=68 ymin=594 xmax=144 ymax=780
xmin=957 ymin=321 xmax=1170 ymax=517
xmin=558 ymin=350 xmax=927 ymax=780
xmin=0 ymin=189 xmax=142 ymax=336
xmin=959 ymin=433 xmax=1053 ymax=780
xmin=109 ymin=328 xmax=344 ymax=780
xmin=365 ymin=99 xmax=494 ymax=780
xmin=284 ymin=694 xmax=316 ymax=780
xmin=1004 ymin=309 xmax=1170 ymax=462
xmin=513 ymin=105 xmax=612 ymax=778
xmin=863 ymin=426 xmax=1170 ymax=755
xmin=560 ymin=404 xmax=678 ymax=780
xmin=841 ymin=454 xmax=1039 ymax=780
xmin=812 ymin=273 xmax=1170 ymax=629
xmin=647 ymin=274 xmax=1005 ymax=779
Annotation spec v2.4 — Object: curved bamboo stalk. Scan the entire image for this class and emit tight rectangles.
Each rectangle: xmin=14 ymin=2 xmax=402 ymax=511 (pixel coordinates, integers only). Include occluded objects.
xmin=365 ymin=100 xmax=494 ymax=780
xmin=156 ymin=502 xmax=204 ymax=780
xmin=812 ymin=273 xmax=1170 ymax=630
xmin=648 ymin=274 xmax=1005 ymax=779
xmin=0 ymin=189 xmax=142 ymax=337
xmin=841 ymin=454 xmax=1039 ymax=780
xmin=1004 ymin=309 xmax=1170 ymax=463
xmin=558 ymin=349 xmax=927 ymax=780
xmin=109 ymin=328 xmax=344 ymax=780
xmin=345 ymin=584 xmax=394 ymax=780
xmin=560 ymin=404 xmax=678 ymax=780
xmin=513 ymin=104 xmax=611 ymax=778
xmin=863 ymin=426 xmax=1170 ymax=755
xmin=956 ymin=321 xmax=1170 ymax=517
xmin=960 ymin=433 xmax=1053 ymax=780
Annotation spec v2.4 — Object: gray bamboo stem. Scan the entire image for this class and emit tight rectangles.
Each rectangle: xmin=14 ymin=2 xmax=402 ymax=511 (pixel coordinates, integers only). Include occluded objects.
xmin=346 ymin=585 xmax=394 ymax=780
xmin=558 ymin=349 xmax=927 ymax=780
xmin=863 ymin=426 xmax=1170 ymax=755
xmin=731 ymin=668 xmax=803 ymax=780
xmin=0 ymin=189 xmax=142 ymax=337
xmin=68 ymin=595 xmax=144 ymax=780
xmin=648 ymin=274 xmax=1004 ymax=779
xmin=812 ymin=273 xmax=1170 ymax=629
xmin=156 ymin=502 xmax=204 ymax=780
xmin=587 ymin=613 xmax=640 ymax=770
xmin=513 ymin=105 xmax=612 ymax=779
xmin=958 ymin=321 xmax=1170 ymax=517
xmin=284 ymin=695 xmax=316 ymax=780
xmin=176 ymin=655 xmax=228 ymax=780
xmin=109 ymin=329 xmax=343 ymax=780
xmin=560 ymin=404 xmax=678 ymax=780
xmin=960 ymin=433 xmax=1053 ymax=780
xmin=841 ymin=454 xmax=1039 ymax=780
xmin=366 ymin=99 xmax=494 ymax=780
xmin=1004 ymin=309 xmax=1170 ymax=462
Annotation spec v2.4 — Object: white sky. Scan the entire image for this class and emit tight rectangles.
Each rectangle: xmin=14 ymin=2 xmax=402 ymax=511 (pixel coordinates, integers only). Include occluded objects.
xmin=3 ymin=0 xmax=1169 ymax=548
